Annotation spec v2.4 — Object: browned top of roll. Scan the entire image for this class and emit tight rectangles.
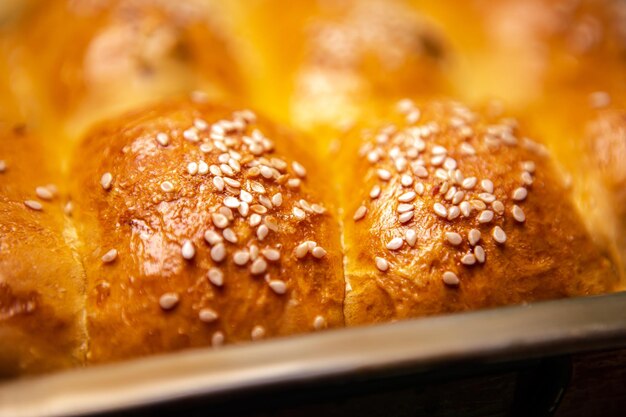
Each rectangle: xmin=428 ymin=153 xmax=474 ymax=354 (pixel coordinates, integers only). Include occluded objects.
xmin=70 ymin=98 xmax=344 ymax=363
xmin=6 ymin=0 xmax=245 ymax=134
xmin=338 ymin=99 xmax=621 ymax=325
xmin=0 ymin=126 xmax=85 ymax=376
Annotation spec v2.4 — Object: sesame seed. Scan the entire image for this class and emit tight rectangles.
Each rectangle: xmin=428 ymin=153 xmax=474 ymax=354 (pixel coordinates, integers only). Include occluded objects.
xmin=442 ymin=271 xmax=460 ymax=286
xmin=250 ymin=258 xmax=267 ymax=275
xmin=198 ymin=161 xmax=209 ymax=175
xmin=223 ymin=228 xmax=238 ymax=243
xmin=452 ymin=191 xmax=465 ymax=205
xmin=199 ymin=308 xmax=218 ymax=323
xmin=233 ymin=250 xmax=250 ymax=266
xmin=433 ymin=203 xmax=447 ymax=218
xmin=492 ymin=226 xmax=507 ymax=244
xmin=293 ymin=207 xmax=306 ymax=220
xmin=401 ymin=175 xmax=413 ymax=187
xmin=156 ymin=133 xmax=169 ymax=146
xmin=460 ymin=201 xmax=471 ymax=217
xmin=512 ymin=205 xmax=526 ymax=222
xmin=269 ymin=280 xmax=287 ymax=294
xmin=262 ymin=248 xmax=280 ymax=261
xmin=478 ymin=193 xmax=496 ymax=203
xmin=207 ymin=268 xmax=224 ymax=286
xmin=445 ymin=232 xmax=462 ymax=246
xmin=415 ymin=182 xmax=425 ymax=195
xmin=405 ymin=229 xmax=417 ymax=246
xmin=480 ymin=179 xmax=494 ymax=194
xmin=478 ymin=210 xmax=494 ymax=223
xmin=492 ymin=200 xmax=504 ymax=214
xmin=522 ymin=161 xmax=536 ymax=173
xmin=213 ymin=176 xmax=225 ymax=192
xmin=212 ymin=331 xmax=225 ymax=347
xmin=386 ymin=237 xmax=403 ymax=251
xmin=459 ymin=143 xmax=476 ymax=155
xmin=521 ymin=171 xmax=533 ymax=186
xmin=204 ymin=230 xmax=222 ymax=245
xmin=187 ymin=162 xmax=198 ymax=175
xmin=443 ymin=157 xmax=457 ymax=170
xmin=223 ymin=196 xmax=240 ymax=209
xmin=292 ymin=161 xmax=307 ymax=177
xmin=399 ymin=211 xmax=414 ymax=223
xmin=468 ymin=229 xmax=481 ymax=246
xmin=375 ymin=257 xmax=389 ymax=272
xmin=397 ymin=203 xmax=413 ymax=213
xmin=512 ymin=187 xmax=528 ymax=201
xmin=251 ymin=326 xmax=266 ymax=341
xmin=295 ymin=242 xmax=309 ymax=258
xmin=100 ymin=172 xmax=113 ymax=190
xmin=257 ymin=224 xmax=269 ymax=241
xmin=211 ymin=243 xmax=226 ymax=262
xmin=312 ymin=246 xmax=327 ymax=259
xmin=462 ymin=177 xmax=477 ymax=190
xmin=212 ymin=213 xmax=229 ymax=229
xmin=435 ymin=169 xmax=448 ymax=181
xmin=461 ymin=254 xmax=476 ymax=265
xmin=432 ymin=145 xmax=447 ymax=155
xmin=101 ymin=249 xmax=118 ymax=263
xmin=35 ymin=186 xmax=54 ymax=201
xmin=398 ymin=191 xmax=416 ymax=202
xmin=370 ymin=185 xmax=381 ymax=199
xmin=431 ymin=154 xmax=445 ymax=166
xmin=474 ymin=245 xmax=486 ymax=263
xmin=377 ymin=169 xmax=392 ymax=181
xmin=160 ymin=181 xmax=174 ymax=192
xmin=313 ymin=315 xmax=326 ymax=330
xmin=159 ymin=293 xmax=179 ymax=310
xmin=353 ymin=205 xmax=367 ymax=221
xmin=271 ymin=193 xmax=283 ymax=207
xmin=183 ymin=128 xmax=199 ymax=142
xmin=249 ymin=214 xmax=262 ymax=227
xmin=181 ymin=240 xmax=196 ymax=260
xmin=24 ymin=200 xmax=43 ymax=211
xmin=64 ymin=201 xmax=73 ymax=216
xmin=589 ymin=91 xmax=611 ymax=109
xmin=414 ymin=165 xmax=428 ymax=178
xmin=447 ymin=206 xmax=460 ymax=220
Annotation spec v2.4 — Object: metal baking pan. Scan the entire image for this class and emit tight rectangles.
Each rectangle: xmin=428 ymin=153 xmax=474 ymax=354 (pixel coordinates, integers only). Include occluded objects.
xmin=1 ymin=291 xmax=626 ymax=417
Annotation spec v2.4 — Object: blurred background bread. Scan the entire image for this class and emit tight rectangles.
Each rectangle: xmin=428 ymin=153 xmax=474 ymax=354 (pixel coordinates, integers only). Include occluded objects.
xmin=0 ymin=0 xmax=624 ymax=376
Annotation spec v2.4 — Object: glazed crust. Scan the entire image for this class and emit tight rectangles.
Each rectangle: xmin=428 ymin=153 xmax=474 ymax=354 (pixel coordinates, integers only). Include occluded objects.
xmin=228 ymin=0 xmax=450 ymax=148
xmin=69 ymin=99 xmax=344 ymax=363
xmin=0 ymin=127 xmax=85 ymax=376
xmin=338 ymin=100 xmax=620 ymax=325
xmin=5 ymin=0 xmax=244 ymax=134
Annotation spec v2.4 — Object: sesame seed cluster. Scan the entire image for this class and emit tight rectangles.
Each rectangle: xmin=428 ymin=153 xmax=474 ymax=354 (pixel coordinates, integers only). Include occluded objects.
xmin=353 ymin=99 xmax=546 ymax=287
xmin=76 ymin=101 xmax=334 ymax=348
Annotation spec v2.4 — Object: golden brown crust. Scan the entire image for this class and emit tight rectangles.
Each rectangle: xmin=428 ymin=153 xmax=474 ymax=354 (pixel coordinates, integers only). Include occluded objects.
xmin=338 ymin=100 xmax=620 ymax=325
xmin=69 ymin=99 xmax=344 ymax=363
xmin=6 ymin=0 xmax=245 ymax=135
xmin=0 ymin=127 xmax=85 ymax=377
xmin=228 ymin=0 xmax=451 ymax=148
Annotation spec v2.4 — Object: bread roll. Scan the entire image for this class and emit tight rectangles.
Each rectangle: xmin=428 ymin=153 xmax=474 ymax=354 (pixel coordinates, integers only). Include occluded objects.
xmin=228 ymin=0 xmax=451 ymax=149
xmin=338 ymin=99 xmax=621 ymax=325
xmin=5 ymin=0 xmax=245 ymax=136
xmin=0 ymin=126 xmax=85 ymax=377
xmin=69 ymin=99 xmax=344 ymax=363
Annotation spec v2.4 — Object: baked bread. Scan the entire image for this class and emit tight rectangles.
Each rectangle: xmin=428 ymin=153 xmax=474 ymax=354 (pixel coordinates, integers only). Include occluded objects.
xmin=337 ymin=99 xmax=620 ymax=325
xmin=0 ymin=125 xmax=85 ymax=377
xmin=3 ymin=0 xmax=244 ymax=136
xmin=69 ymin=99 xmax=344 ymax=364
xmin=0 ymin=0 xmax=624 ymax=377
